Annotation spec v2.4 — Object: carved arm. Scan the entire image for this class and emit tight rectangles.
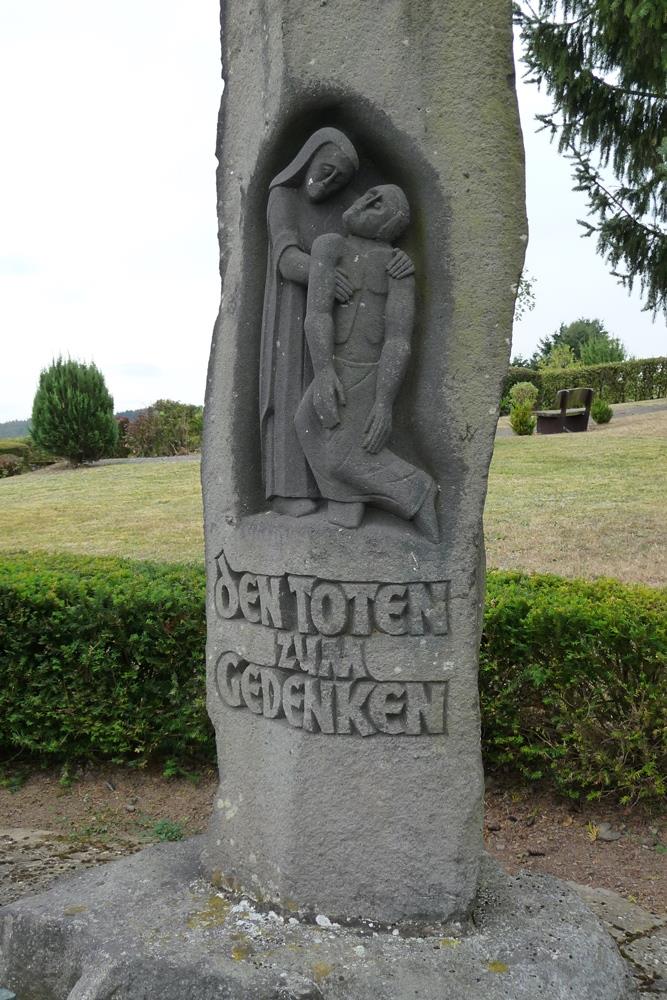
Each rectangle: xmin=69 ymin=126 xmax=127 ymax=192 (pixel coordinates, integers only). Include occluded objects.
xmin=278 ymin=246 xmax=311 ymax=285
xmin=363 ymin=275 xmax=415 ymax=453
xmin=304 ymin=234 xmax=347 ymax=428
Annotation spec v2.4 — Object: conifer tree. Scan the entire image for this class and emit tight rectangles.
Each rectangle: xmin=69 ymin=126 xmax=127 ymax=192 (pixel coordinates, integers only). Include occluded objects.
xmin=515 ymin=0 xmax=667 ymax=313
xmin=31 ymin=357 xmax=118 ymax=464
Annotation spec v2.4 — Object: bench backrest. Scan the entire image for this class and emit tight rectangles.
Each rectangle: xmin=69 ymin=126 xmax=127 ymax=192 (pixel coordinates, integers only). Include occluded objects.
xmin=555 ymin=387 xmax=595 ymax=412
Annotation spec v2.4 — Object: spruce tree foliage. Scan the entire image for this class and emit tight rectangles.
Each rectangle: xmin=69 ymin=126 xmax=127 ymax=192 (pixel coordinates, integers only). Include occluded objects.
xmin=515 ymin=0 xmax=667 ymax=313
xmin=31 ymin=357 xmax=118 ymax=465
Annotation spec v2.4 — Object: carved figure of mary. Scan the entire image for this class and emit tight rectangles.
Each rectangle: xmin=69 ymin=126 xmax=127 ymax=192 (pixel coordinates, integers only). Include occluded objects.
xmin=259 ymin=128 xmax=413 ymax=517
xmin=259 ymin=128 xmax=360 ymax=516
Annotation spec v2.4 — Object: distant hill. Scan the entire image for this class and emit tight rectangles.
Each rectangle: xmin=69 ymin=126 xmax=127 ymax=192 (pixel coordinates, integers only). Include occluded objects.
xmin=0 ymin=419 xmax=30 ymax=438
xmin=0 ymin=409 xmax=158 ymax=439
xmin=116 ymin=409 xmax=146 ymax=422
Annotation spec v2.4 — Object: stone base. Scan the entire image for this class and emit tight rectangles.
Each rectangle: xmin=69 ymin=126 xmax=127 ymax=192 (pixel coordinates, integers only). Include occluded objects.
xmin=0 ymin=839 xmax=634 ymax=1000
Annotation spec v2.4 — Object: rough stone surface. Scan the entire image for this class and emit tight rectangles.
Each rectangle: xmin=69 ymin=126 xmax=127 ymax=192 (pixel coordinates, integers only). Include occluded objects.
xmin=202 ymin=0 xmax=526 ymax=923
xmin=569 ymin=883 xmax=666 ymax=942
xmin=0 ymin=828 xmax=137 ymax=907
xmin=0 ymin=840 xmax=634 ymax=999
xmin=567 ymin=883 xmax=667 ymax=994
xmin=625 ymin=927 xmax=667 ymax=990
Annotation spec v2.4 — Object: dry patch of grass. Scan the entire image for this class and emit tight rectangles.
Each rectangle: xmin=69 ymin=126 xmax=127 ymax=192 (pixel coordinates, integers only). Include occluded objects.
xmin=1 ymin=409 xmax=665 ymax=586
xmin=485 ymin=409 xmax=667 ymax=586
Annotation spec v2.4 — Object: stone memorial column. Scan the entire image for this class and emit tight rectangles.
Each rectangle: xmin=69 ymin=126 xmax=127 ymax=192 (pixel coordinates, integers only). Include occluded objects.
xmin=202 ymin=0 xmax=527 ymax=923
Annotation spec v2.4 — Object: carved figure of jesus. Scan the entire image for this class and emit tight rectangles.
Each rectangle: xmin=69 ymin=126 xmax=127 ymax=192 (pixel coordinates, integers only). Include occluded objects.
xmin=294 ymin=185 xmax=439 ymax=541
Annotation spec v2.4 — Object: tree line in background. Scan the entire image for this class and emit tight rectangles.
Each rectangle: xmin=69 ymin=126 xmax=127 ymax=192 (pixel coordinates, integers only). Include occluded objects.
xmin=2 ymin=340 xmax=664 ymax=477
xmin=512 ymin=316 xmax=628 ymax=369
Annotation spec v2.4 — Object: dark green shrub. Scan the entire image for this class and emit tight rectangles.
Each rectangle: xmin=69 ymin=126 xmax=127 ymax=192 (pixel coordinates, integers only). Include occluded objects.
xmin=31 ymin=357 xmax=118 ymax=465
xmin=482 ymin=572 xmax=666 ymax=805
xmin=0 ymin=455 xmax=22 ymax=478
xmin=0 ymin=555 xmax=664 ymax=804
xmin=591 ymin=398 xmax=613 ymax=424
xmin=499 ymin=395 xmax=512 ymax=416
xmin=0 ymin=553 xmax=209 ymax=762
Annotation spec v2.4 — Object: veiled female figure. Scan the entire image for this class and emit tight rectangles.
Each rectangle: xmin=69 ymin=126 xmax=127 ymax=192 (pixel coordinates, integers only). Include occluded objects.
xmin=260 ymin=128 xmax=413 ymax=516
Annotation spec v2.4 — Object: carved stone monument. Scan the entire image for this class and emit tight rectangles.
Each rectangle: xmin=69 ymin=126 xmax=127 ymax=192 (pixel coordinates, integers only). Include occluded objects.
xmin=0 ymin=1 xmax=636 ymax=997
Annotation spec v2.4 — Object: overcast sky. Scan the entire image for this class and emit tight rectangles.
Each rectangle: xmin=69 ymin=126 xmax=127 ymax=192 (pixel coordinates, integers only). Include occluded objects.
xmin=1 ymin=1 xmax=664 ymax=422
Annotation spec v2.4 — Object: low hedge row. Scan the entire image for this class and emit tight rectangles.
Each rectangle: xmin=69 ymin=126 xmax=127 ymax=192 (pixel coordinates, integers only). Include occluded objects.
xmin=502 ymin=357 xmax=667 ymax=408
xmin=0 ymin=554 xmax=208 ymax=762
xmin=482 ymin=573 xmax=665 ymax=805
xmin=0 ymin=437 xmax=58 ymax=470
xmin=0 ymin=554 xmax=664 ymax=804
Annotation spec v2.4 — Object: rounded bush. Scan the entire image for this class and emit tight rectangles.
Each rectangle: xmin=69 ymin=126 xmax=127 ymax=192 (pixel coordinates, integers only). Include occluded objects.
xmin=509 ymin=381 xmax=539 ymax=408
xmin=591 ymin=398 xmax=613 ymax=424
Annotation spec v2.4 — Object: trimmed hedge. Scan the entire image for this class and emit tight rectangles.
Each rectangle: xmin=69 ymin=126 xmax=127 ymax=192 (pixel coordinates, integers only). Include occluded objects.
xmin=0 ymin=554 xmax=208 ymax=761
xmin=502 ymin=357 xmax=667 ymax=409
xmin=482 ymin=573 xmax=666 ymax=805
xmin=540 ymin=357 xmax=667 ymax=407
xmin=0 ymin=554 xmax=665 ymax=804
xmin=0 ymin=437 xmax=57 ymax=470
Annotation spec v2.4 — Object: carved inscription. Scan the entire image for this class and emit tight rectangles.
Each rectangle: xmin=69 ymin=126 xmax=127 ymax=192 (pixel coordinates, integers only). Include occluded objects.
xmin=213 ymin=551 xmax=452 ymax=737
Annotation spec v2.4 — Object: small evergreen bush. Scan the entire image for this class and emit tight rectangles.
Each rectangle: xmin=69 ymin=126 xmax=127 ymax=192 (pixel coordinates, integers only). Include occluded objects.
xmin=591 ymin=398 xmax=613 ymax=424
xmin=31 ymin=357 xmax=118 ymax=465
xmin=509 ymin=381 xmax=537 ymax=436
xmin=510 ymin=406 xmax=536 ymax=435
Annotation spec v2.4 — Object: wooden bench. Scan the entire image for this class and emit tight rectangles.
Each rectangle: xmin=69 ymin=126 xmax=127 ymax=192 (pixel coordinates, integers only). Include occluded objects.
xmin=536 ymin=387 xmax=595 ymax=434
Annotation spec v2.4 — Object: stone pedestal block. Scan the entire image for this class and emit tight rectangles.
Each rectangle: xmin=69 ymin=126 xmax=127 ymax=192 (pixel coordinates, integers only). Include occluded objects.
xmin=0 ymin=841 xmax=635 ymax=1000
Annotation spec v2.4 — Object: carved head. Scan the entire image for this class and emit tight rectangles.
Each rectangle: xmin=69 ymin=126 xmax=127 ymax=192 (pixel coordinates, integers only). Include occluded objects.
xmin=342 ymin=185 xmax=410 ymax=241
xmin=269 ymin=128 xmax=359 ymax=202
xmin=305 ymin=143 xmax=357 ymax=203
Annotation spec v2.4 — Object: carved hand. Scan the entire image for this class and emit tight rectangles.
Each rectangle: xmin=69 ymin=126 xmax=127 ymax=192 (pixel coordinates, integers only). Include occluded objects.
xmin=313 ymin=365 xmax=346 ymax=429
xmin=386 ymin=249 xmax=415 ymax=280
xmin=362 ymin=401 xmax=392 ymax=453
xmin=334 ymin=268 xmax=353 ymax=303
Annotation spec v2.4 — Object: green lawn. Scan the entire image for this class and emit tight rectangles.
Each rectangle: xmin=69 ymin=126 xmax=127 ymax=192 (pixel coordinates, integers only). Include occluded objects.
xmin=1 ymin=407 xmax=665 ymax=585
xmin=486 ymin=409 xmax=667 ymax=586
xmin=0 ymin=460 xmax=204 ymax=565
